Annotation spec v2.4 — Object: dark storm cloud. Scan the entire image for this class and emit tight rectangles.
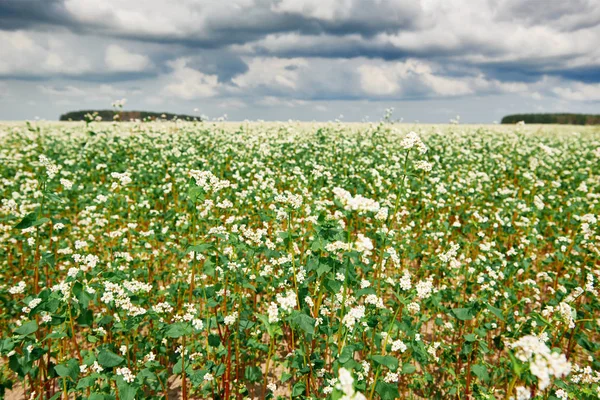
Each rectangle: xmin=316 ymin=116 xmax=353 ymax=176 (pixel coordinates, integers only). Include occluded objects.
xmin=183 ymin=52 xmax=249 ymax=83
xmin=0 ymin=0 xmax=72 ymax=30
xmin=496 ymin=0 xmax=600 ymax=32
xmin=0 ymin=0 xmax=420 ymax=47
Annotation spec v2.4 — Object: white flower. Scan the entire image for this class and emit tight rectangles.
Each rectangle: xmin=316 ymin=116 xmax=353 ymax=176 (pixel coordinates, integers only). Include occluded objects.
xmin=28 ymin=298 xmax=42 ymax=309
xmin=60 ymin=178 xmax=73 ymax=190
xmin=116 ymin=367 xmax=135 ymax=383
xmin=333 ymin=187 xmax=380 ymax=213
xmin=267 ymin=302 xmax=279 ymax=323
xmin=276 ymin=291 xmax=297 ymax=312
xmin=192 ymin=319 xmax=204 ymax=330
xmin=415 ymin=278 xmax=434 ymax=299
xmin=391 ymin=340 xmax=407 ymax=353
xmin=224 ymin=311 xmax=238 ymax=326
xmin=399 ymin=271 xmax=411 ymax=291
xmin=111 ymin=172 xmax=132 ymax=186
xmin=414 ymin=160 xmax=433 ymax=172
xmin=9 ymin=281 xmax=26 ymax=295
xmin=511 ymin=335 xmax=571 ymax=390
xmin=39 ymin=155 xmax=60 ymax=179
xmin=407 ymin=302 xmax=420 ymax=314
xmin=342 ymin=306 xmax=365 ymax=330
xmin=384 ymin=371 xmax=399 ymax=383
xmin=554 ymin=389 xmax=568 ymax=400
xmin=91 ymin=361 xmax=104 ymax=373
xmin=515 ymin=386 xmax=531 ymax=400
xmin=335 ymin=368 xmax=366 ymax=399
xmin=400 ymin=131 xmax=427 ymax=154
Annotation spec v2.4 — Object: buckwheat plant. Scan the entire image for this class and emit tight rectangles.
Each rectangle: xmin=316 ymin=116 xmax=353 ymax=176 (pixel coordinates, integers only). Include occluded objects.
xmin=0 ymin=120 xmax=598 ymax=399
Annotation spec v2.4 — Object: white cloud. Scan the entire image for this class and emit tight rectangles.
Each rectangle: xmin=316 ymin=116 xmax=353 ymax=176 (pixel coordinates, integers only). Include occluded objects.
xmin=271 ymin=0 xmax=353 ymax=21
xmin=232 ymin=57 xmax=308 ymax=90
xmin=0 ymin=30 xmax=92 ymax=76
xmin=358 ymin=59 xmax=472 ymax=97
xmin=164 ymin=58 xmax=220 ymax=99
xmin=105 ymin=45 xmax=151 ymax=72
xmin=553 ymin=82 xmax=600 ymax=101
xmin=357 ymin=65 xmax=400 ymax=96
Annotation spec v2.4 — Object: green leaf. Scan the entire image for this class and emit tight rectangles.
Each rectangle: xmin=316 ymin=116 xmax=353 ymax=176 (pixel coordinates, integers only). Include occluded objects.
xmin=116 ymin=377 xmax=137 ymax=400
xmin=486 ymin=304 xmax=505 ymax=321
xmin=76 ymin=376 xmax=96 ymax=389
xmin=41 ymin=252 xmax=56 ymax=268
xmin=244 ymin=366 xmax=263 ymax=382
xmin=471 ymin=364 xmax=490 ymax=382
xmin=292 ymin=381 xmax=306 ymax=397
xmin=173 ymin=358 xmax=183 ymax=374
xmin=292 ymin=312 xmax=315 ymax=336
xmin=77 ymin=309 xmax=93 ymax=326
xmin=338 ymin=345 xmax=355 ymax=364
xmin=165 ymin=322 xmax=191 ymax=338
xmin=31 ymin=217 xmax=50 ymax=227
xmin=187 ymin=187 xmax=205 ymax=202
xmin=15 ymin=321 xmax=38 ymax=336
xmin=208 ymin=334 xmax=221 ymax=348
xmin=372 ymin=355 xmax=399 ymax=371
xmin=375 ymin=381 xmax=400 ymax=400
xmin=452 ymin=307 xmax=474 ymax=321
xmin=464 ymin=333 xmax=477 ymax=342
xmin=316 ymin=264 xmax=331 ymax=277
xmin=54 ymin=365 xmax=71 ymax=378
xmin=14 ymin=212 xmax=38 ymax=230
xmin=54 ymin=359 xmax=79 ymax=381
xmin=97 ymin=349 xmax=124 ymax=368
xmin=44 ymin=192 xmax=65 ymax=204
xmin=187 ymin=243 xmax=212 ymax=254
xmin=402 ymin=363 xmax=417 ymax=374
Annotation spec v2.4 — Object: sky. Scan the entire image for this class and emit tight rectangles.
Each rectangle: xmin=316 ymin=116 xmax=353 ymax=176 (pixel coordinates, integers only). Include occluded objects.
xmin=0 ymin=0 xmax=599 ymax=123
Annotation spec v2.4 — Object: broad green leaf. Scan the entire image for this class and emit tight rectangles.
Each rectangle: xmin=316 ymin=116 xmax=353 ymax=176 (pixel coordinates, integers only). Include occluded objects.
xmin=97 ymin=349 xmax=124 ymax=368
xmin=486 ymin=304 xmax=505 ymax=321
xmin=54 ymin=359 xmax=79 ymax=381
xmin=14 ymin=212 xmax=38 ymax=230
xmin=372 ymin=355 xmax=399 ymax=371
xmin=452 ymin=307 xmax=474 ymax=321
xmin=375 ymin=381 xmax=400 ymax=400
xmin=165 ymin=322 xmax=191 ymax=338
xmin=464 ymin=333 xmax=477 ymax=342
xmin=338 ymin=345 xmax=355 ymax=364
xmin=292 ymin=381 xmax=306 ymax=397
xmin=15 ymin=321 xmax=38 ymax=336
xmin=402 ymin=363 xmax=417 ymax=374
xmin=471 ymin=364 xmax=490 ymax=382
xmin=292 ymin=312 xmax=315 ymax=336
xmin=116 ymin=377 xmax=137 ymax=400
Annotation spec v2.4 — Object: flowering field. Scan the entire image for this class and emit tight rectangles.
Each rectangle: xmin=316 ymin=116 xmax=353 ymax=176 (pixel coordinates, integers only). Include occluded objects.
xmin=0 ymin=121 xmax=599 ymax=400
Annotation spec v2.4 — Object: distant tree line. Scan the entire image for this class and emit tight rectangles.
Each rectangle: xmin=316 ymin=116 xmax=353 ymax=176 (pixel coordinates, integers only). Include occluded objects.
xmin=501 ymin=113 xmax=600 ymax=125
xmin=59 ymin=110 xmax=201 ymax=122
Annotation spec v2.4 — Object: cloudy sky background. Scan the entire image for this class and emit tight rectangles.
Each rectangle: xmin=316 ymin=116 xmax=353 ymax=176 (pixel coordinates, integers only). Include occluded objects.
xmin=1 ymin=0 xmax=599 ymax=122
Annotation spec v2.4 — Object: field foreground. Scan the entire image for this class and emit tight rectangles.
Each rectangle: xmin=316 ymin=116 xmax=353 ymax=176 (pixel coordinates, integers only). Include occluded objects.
xmin=0 ymin=121 xmax=599 ymax=399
